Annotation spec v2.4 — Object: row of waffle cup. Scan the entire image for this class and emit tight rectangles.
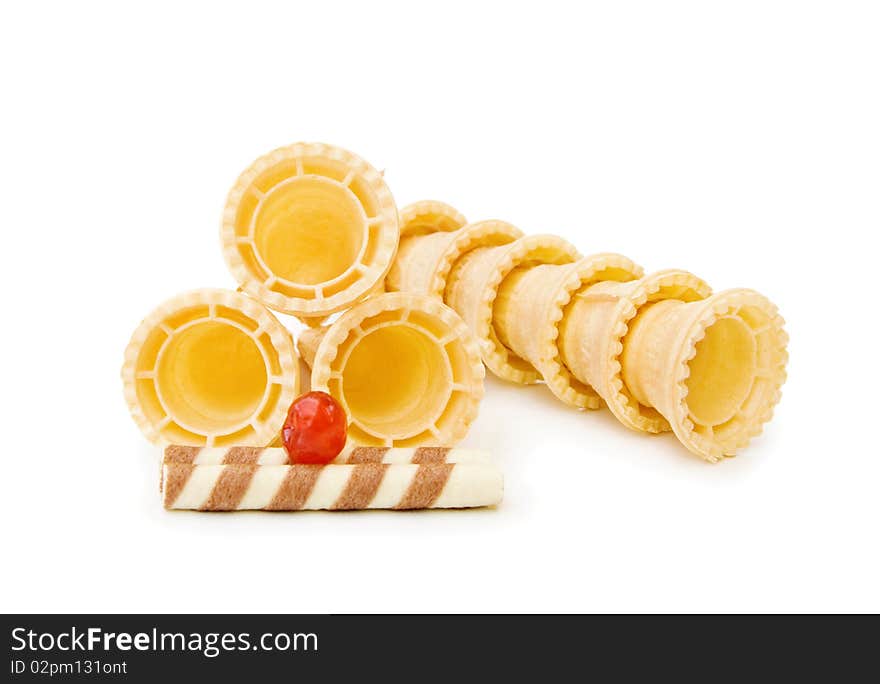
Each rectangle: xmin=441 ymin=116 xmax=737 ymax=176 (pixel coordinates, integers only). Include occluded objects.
xmin=122 ymin=144 xmax=485 ymax=450
xmin=383 ymin=201 xmax=789 ymax=462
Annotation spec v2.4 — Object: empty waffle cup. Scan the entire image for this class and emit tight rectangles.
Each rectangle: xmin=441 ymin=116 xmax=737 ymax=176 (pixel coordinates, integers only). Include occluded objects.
xmin=386 ymin=215 xmax=523 ymax=296
xmin=559 ymin=270 xmax=712 ymax=435
xmin=492 ymin=253 xmax=644 ymax=408
xmin=298 ymin=292 xmax=485 ymax=447
xmin=621 ymin=288 xmax=788 ymax=460
xmin=444 ymin=234 xmax=581 ymax=383
xmin=560 ymin=271 xmax=788 ymax=460
xmin=122 ymin=289 xmax=299 ymax=446
xmin=222 ymin=142 xmax=399 ymax=319
xmin=383 ymin=200 xmax=469 ymax=295
xmin=398 ymin=200 xmax=468 ymax=238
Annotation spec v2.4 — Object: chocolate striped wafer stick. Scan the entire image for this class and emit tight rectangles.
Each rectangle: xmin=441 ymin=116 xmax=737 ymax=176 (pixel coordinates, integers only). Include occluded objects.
xmin=163 ymin=445 xmax=491 ymax=466
xmin=162 ymin=463 xmax=503 ymax=511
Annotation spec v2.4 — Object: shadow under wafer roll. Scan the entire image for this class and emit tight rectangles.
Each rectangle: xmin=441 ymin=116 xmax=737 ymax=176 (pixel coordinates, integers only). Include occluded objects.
xmin=163 ymin=462 xmax=503 ymax=511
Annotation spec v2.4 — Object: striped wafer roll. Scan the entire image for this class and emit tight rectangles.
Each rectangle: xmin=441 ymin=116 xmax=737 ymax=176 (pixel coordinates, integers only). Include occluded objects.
xmin=162 ymin=463 xmax=503 ymax=511
xmin=162 ymin=444 xmax=491 ymax=466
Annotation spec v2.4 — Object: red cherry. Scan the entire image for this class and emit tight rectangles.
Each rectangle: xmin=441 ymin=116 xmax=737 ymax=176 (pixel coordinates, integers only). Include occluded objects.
xmin=282 ymin=391 xmax=347 ymax=464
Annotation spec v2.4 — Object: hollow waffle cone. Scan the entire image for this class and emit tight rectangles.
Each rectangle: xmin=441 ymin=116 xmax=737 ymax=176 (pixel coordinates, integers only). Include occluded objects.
xmin=386 ymin=219 xmax=523 ymax=296
xmin=384 ymin=200 xmax=467 ymax=290
xmin=492 ymin=254 xmax=644 ymax=408
xmin=308 ymin=291 xmax=485 ymax=448
xmin=221 ymin=142 xmax=399 ymax=318
xmin=122 ymin=288 xmax=299 ymax=448
xmin=559 ymin=270 xmax=712 ymax=435
xmin=399 ymin=200 xmax=468 ymax=238
xmin=444 ymin=234 xmax=581 ymax=383
xmin=621 ymin=288 xmax=788 ymax=462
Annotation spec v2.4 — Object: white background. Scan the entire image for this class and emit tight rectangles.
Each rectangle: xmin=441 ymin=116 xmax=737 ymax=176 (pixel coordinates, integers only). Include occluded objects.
xmin=1 ymin=1 xmax=877 ymax=613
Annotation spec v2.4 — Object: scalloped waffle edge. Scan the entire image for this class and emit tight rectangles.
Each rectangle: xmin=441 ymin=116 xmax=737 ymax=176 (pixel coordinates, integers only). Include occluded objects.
xmin=430 ymin=220 xmax=524 ymax=299
xmin=221 ymin=142 xmax=399 ymax=317
xmin=447 ymin=234 xmax=581 ymax=384
xmin=386 ymin=219 xmax=523 ymax=296
xmin=309 ymin=291 xmax=485 ymax=447
xmin=592 ymin=270 xmax=713 ymax=434
xmin=530 ymin=254 xmax=644 ymax=409
xmin=666 ymin=288 xmax=789 ymax=462
xmin=399 ymin=200 xmax=467 ymax=237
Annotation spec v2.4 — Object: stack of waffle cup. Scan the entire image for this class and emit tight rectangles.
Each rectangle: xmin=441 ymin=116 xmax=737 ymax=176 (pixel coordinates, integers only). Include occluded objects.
xmin=122 ymin=141 xmax=787 ymax=462
xmin=124 ymin=145 xmax=487 ymax=449
xmin=386 ymin=201 xmax=788 ymax=462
